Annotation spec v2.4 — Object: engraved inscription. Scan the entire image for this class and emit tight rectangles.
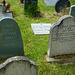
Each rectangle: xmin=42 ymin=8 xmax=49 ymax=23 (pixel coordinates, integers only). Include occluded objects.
xmin=52 ymin=18 xmax=75 ymax=42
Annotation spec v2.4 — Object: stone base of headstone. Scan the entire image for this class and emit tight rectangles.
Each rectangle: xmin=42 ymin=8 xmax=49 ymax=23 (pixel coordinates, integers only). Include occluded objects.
xmin=0 ymin=12 xmax=13 ymax=19
xmin=20 ymin=3 xmax=24 ymax=5
xmin=46 ymin=55 xmax=75 ymax=65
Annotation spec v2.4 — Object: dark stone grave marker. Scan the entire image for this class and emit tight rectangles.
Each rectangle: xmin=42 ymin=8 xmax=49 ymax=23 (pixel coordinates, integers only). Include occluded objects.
xmin=69 ymin=5 xmax=75 ymax=18
xmin=55 ymin=0 xmax=71 ymax=13
xmin=0 ymin=17 xmax=24 ymax=59
xmin=24 ymin=0 xmax=37 ymax=10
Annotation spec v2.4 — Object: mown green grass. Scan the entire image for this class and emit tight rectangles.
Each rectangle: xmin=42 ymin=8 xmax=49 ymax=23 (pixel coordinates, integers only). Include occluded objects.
xmin=3 ymin=0 xmax=75 ymax=75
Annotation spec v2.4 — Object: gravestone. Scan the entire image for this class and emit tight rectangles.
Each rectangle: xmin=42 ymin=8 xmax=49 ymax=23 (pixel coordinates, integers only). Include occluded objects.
xmin=44 ymin=0 xmax=58 ymax=6
xmin=69 ymin=5 xmax=75 ymax=18
xmin=24 ymin=0 xmax=37 ymax=10
xmin=55 ymin=0 xmax=70 ymax=13
xmin=0 ymin=56 xmax=38 ymax=75
xmin=0 ymin=17 xmax=24 ymax=59
xmin=48 ymin=15 xmax=75 ymax=57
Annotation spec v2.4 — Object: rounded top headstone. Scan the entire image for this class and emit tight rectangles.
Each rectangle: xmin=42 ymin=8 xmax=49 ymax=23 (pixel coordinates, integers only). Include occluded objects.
xmin=0 ymin=17 xmax=24 ymax=59
xmin=48 ymin=15 xmax=75 ymax=57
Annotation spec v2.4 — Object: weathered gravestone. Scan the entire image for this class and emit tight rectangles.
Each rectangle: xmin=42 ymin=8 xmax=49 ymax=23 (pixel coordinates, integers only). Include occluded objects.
xmin=69 ymin=5 xmax=75 ymax=18
xmin=0 ymin=56 xmax=38 ymax=75
xmin=0 ymin=17 xmax=24 ymax=59
xmin=48 ymin=15 xmax=75 ymax=57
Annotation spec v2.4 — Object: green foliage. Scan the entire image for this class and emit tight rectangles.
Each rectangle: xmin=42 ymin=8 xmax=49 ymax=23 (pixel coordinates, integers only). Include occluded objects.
xmin=70 ymin=0 xmax=75 ymax=5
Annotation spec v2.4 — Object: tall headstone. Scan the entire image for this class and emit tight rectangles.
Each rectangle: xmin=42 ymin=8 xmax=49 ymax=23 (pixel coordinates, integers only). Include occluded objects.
xmin=0 ymin=56 xmax=38 ymax=75
xmin=0 ymin=17 xmax=24 ymax=59
xmin=69 ymin=5 xmax=75 ymax=18
xmin=48 ymin=15 xmax=75 ymax=57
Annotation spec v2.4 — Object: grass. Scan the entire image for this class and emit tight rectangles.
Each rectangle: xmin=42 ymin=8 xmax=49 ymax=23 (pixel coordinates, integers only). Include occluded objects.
xmin=1 ymin=0 xmax=75 ymax=75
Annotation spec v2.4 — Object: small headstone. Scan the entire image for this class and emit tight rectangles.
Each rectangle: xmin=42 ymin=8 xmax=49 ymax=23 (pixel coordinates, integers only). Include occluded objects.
xmin=44 ymin=0 xmax=58 ymax=6
xmin=0 ymin=17 xmax=24 ymax=59
xmin=48 ymin=15 xmax=75 ymax=57
xmin=0 ymin=56 xmax=38 ymax=75
xmin=69 ymin=5 xmax=75 ymax=18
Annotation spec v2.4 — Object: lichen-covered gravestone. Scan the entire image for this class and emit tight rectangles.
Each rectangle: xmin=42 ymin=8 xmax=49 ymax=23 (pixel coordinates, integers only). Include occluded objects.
xmin=48 ymin=15 xmax=75 ymax=57
xmin=69 ymin=5 xmax=75 ymax=18
xmin=0 ymin=17 xmax=24 ymax=59
xmin=0 ymin=56 xmax=38 ymax=75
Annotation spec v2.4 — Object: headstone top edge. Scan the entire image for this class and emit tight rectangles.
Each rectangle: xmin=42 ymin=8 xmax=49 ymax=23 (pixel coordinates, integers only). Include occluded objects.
xmin=0 ymin=56 xmax=37 ymax=69
xmin=0 ymin=17 xmax=18 ymax=26
xmin=0 ymin=17 xmax=16 ymax=22
xmin=52 ymin=15 xmax=74 ymax=28
xmin=71 ymin=5 xmax=75 ymax=7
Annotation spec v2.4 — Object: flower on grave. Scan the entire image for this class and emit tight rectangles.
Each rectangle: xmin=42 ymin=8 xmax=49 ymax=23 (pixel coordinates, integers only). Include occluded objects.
xmin=26 ymin=41 xmax=28 ymax=43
